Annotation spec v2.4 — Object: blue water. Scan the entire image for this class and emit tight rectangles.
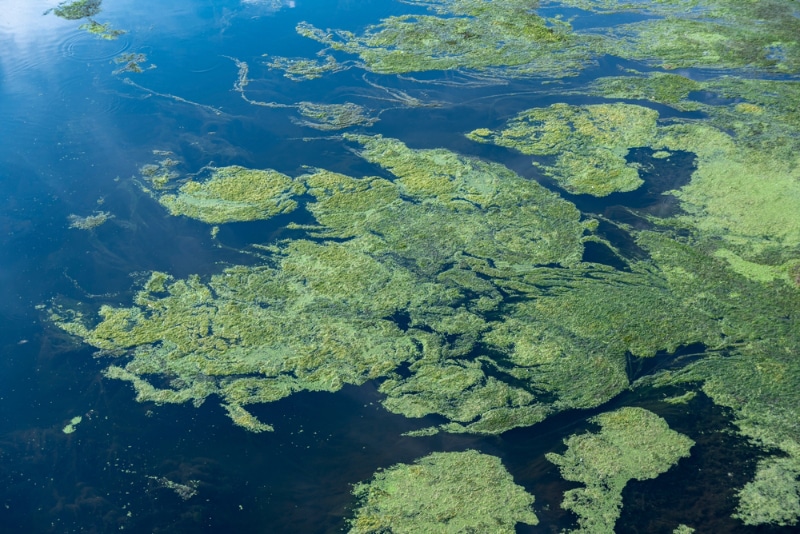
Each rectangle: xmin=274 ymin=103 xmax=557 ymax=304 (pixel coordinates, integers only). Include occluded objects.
xmin=0 ymin=1 xmax=792 ymax=532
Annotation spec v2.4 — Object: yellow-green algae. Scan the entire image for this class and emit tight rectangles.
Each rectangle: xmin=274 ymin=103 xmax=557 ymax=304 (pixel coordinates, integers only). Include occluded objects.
xmin=68 ymin=211 xmax=113 ymax=230
xmin=55 ymin=133 xmax=800 ymax=439
xmin=546 ymin=407 xmax=694 ymax=533
xmin=579 ymin=74 xmax=800 ymax=282
xmin=633 ymin=228 xmax=800 ymax=526
xmin=62 ymin=415 xmax=83 ymax=434
xmin=468 ymin=103 xmax=659 ymax=196
xmin=269 ymin=0 xmax=594 ymax=78
xmin=264 ymin=55 xmax=346 ymax=81
xmin=48 ymin=0 xmax=101 ymax=20
xmin=47 ymin=0 xmax=125 ymax=40
xmin=348 ymin=450 xmax=537 ymax=533
xmin=157 ymin=166 xmax=305 ymax=224
xmin=470 ymin=99 xmax=800 ymax=275
xmin=51 ymin=135 xmax=612 ymax=434
xmin=573 ymin=0 xmax=800 ymax=73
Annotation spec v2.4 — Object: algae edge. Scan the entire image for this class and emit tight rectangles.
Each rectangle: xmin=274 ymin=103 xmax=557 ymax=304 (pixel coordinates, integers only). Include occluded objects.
xmin=546 ymin=407 xmax=694 ymax=534
xmin=348 ymin=450 xmax=537 ymax=533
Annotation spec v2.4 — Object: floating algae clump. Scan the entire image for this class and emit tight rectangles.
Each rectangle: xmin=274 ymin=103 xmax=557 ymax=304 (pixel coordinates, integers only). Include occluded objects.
xmin=78 ymin=20 xmax=124 ymax=39
xmin=348 ymin=450 xmax=537 ymax=533
xmin=633 ymin=228 xmax=800 ymax=526
xmin=47 ymin=0 xmax=125 ymax=40
xmin=468 ymin=103 xmax=659 ymax=196
xmin=49 ymin=0 xmax=102 ymax=20
xmin=294 ymin=102 xmax=378 ymax=130
xmin=546 ymin=407 xmax=694 ymax=533
xmin=157 ymin=166 xmax=305 ymax=224
xmin=62 ymin=415 xmax=83 ymax=434
xmin=53 ymin=136 xmax=598 ymax=434
xmin=53 ymin=135 xmax=757 ymax=437
xmin=275 ymin=0 xmax=592 ymax=78
xmin=563 ymin=0 xmax=800 ymax=73
xmin=68 ymin=211 xmax=113 ymax=230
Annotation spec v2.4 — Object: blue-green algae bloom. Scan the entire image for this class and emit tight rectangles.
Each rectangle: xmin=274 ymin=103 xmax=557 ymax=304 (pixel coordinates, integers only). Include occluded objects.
xmin=268 ymin=0 xmax=594 ymax=79
xmin=78 ymin=20 xmax=125 ymax=39
xmin=156 ymin=166 xmax=305 ymax=224
xmin=468 ymin=103 xmax=658 ymax=196
xmin=47 ymin=0 xmax=125 ymax=40
xmin=348 ymin=450 xmax=537 ymax=533
xmin=48 ymin=0 xmax=102 ymax=20
xmin=547 ymin=407 xmax=694 ymax=533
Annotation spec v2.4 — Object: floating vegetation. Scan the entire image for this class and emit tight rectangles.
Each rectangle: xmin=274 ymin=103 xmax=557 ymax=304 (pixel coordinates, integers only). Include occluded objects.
xmin=156 ymin=166 xmax=305 ymax=224
xmin=113 ymin=53 xmax=154 ymax=75
xmin=546 ymin=407 xmax=694 ymax=533
xmin=78 ymin=20 xmax=124 ymax=39
xmin=43 ymin=2 xmax=800 ymax=528
xmin=294 ymin=102 xmax=378 ymax=130
xmin=47 ymin=0 xmax=102 ymax=20
xmin=147 ymin=476 xmax=199 ymax=501
xmin=468 ymin=103 xmax=658 ymax=196
xmin=61 ymin=415 xmax=82 ymax=434
xmin=271 ymin=0 xmax=594 ymax=78
xmin=68 ymin=211 xmax=113 ymax=230
xmin=348 ymin=450 xmax=537 ymax=533
xmin=265 ymin=54 xmax=347 ymax=81
xmin=47 ymin=0 xmax=125 ymax=40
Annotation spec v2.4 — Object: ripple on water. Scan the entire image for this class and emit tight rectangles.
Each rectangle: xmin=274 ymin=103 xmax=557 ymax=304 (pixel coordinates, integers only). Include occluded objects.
xmin=59 ymin=28 xmax=132 ymax=62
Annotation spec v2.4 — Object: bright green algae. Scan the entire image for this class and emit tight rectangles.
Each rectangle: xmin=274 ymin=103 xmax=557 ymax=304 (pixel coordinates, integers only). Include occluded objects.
xmin=49 ymin=0 xmax=102 ymax=20
xmin=468 ymin=103 xmax=659 ymax=196
xmin=54 ymin=135 xmax=596 ymax=433
xmin=348 ymin=450 xmax=537 ymax=533
xmin=157 ymin=166 xmax=306 ymax=224
xmin=47 ymin=0 xmax=125 ymax=40
xmin=269 ymin=0 xmax=594 ymax=78
xmin=469 ymin=98 xmax=800 ymax=281
xmin=546 ymin=407 xmax=694 ymax=533
xmin=556 ymin=0 xmax=800 ymax=73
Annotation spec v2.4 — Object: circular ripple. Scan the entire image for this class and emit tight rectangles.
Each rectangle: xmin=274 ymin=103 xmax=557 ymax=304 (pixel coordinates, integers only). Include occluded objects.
xmin=59 ymin=28 xmax=131 ymax=62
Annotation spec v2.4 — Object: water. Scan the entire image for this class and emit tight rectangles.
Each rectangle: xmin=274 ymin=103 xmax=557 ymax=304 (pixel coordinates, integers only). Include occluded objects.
xmin=1 ymin=1 xmax=798 ymax=532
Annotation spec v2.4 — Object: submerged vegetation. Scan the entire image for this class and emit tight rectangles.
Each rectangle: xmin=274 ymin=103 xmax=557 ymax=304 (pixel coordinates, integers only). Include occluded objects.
xmin=68 ymin=211 xmax=113 ymax=230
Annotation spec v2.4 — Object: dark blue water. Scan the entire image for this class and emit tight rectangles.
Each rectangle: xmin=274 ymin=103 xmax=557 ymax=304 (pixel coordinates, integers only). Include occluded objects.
xmin=0 ymin=1 xmax=794 ymax=532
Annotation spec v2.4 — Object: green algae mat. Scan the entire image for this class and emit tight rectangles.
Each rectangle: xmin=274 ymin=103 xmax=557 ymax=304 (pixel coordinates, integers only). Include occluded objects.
xmin=40 ymin=0 xmax=800 ymax=531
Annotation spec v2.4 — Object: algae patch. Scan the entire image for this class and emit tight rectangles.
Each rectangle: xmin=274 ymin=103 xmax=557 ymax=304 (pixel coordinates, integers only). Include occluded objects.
xmin=47 ymin=0 xmax=125 ymax=40
xmin=348 ymin=450 xmax=537 ymax=533
xmin=270 ymin=0 xmax=593 ymax=78
xmin=157 ymin=166 xmax=305 ymax=224
xmin=546 ymin=407 xmax=694 ymax=533
xmin=468 ymin=103 xmax=658 ymax=196
xmin=62 ymin=415 xmax=83 ymax=434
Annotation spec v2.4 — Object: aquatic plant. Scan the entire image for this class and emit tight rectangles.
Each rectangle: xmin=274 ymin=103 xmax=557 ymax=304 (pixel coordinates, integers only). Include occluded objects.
xmin=546 ymin=407 xmax=694 ymax=533
xmin=348 ymin=450 xmax=537 ymax=533
xmin=294 ymin=102 xmax=378 ymax=130
xmin=157 ymin=166 xmax=305 ymax=224
xmin=48 ymin=0 xmax=102 ymax=20
xmin=68 ymin=211 xmax=113 ymax=230
xmin=79 ymin=20 xmax=124 ymax=39
xmin=468 ymin=103 xmax=659 ymax=196
xmin=267 ymin=0 xmax=593 ymax=79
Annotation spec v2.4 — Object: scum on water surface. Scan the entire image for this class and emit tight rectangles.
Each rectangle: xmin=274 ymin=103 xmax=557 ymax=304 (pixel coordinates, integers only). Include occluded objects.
xmin=48 ymin=0 xmax=800 ymax=529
